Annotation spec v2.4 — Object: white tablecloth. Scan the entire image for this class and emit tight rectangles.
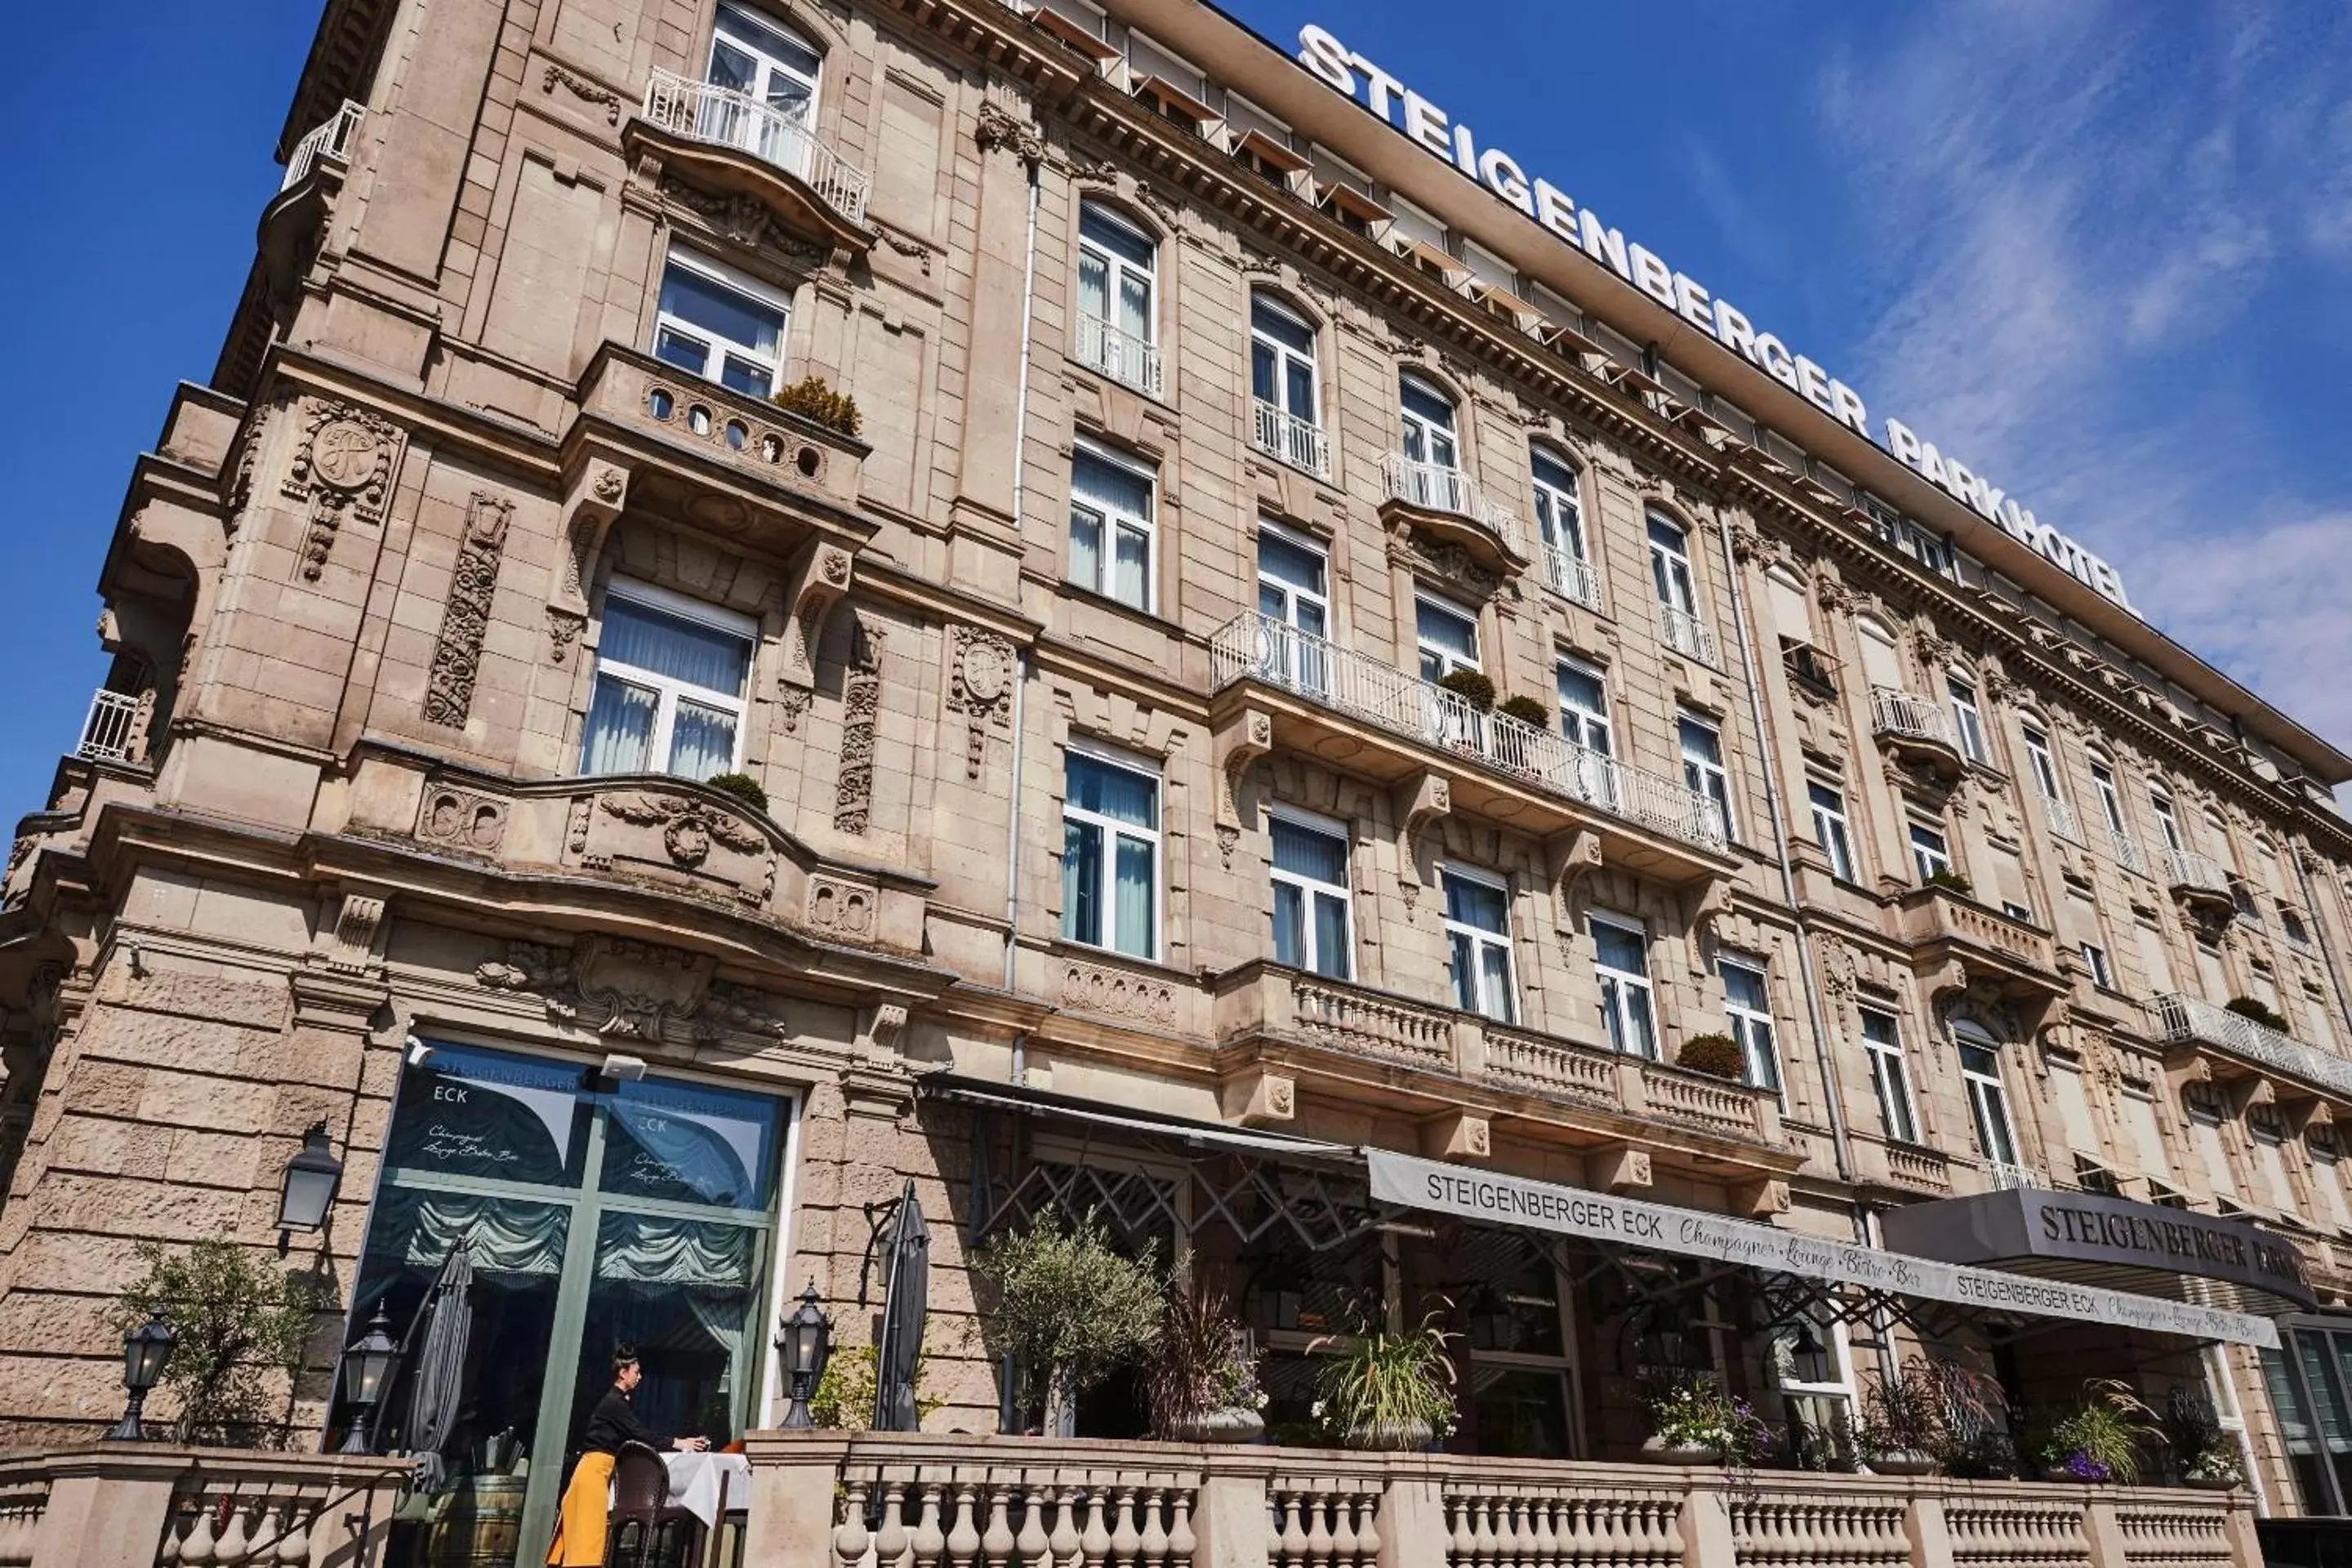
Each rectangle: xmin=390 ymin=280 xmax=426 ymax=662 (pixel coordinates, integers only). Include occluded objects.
xmin=662 ymin=1451 xmax=752 ymax=1529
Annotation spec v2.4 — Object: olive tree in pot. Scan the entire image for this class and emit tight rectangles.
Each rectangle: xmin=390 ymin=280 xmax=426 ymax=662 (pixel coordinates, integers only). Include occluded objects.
xmin=1309 ymin=1309 xmax=1457 ymax=1451
xmin=118 ymin=1236 xmax=328 ymax=1447
xmin=1144 ymin=1285 xmax=1267 ymax=1443
xmin=972 ymin=1212 xmax=1162 ymax=1437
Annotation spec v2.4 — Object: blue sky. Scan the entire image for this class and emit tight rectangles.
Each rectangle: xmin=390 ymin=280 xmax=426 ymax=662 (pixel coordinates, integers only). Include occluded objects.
xmin=2 ymin=0 xmax=2350 ymax=825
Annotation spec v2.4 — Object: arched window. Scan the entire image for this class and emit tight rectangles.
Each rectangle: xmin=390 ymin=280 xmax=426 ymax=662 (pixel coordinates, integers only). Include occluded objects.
xmin=1249 ymin=292 xmax=1325 ymax=477
xmin=1530 ymin=448 xmax=1598 ymax=608
xmin=1646 ymin=511 xmax=1714 ymax=662
xmin=1398 ymin=372 xmax=1459 ymax=470
xmin=1854 ymin=614 xmax=1904 ymax=693
xmin=1076 ymin=201 xmax=1160 ymax=394
xmin=705 ymin=3 xmax=822 ymax=176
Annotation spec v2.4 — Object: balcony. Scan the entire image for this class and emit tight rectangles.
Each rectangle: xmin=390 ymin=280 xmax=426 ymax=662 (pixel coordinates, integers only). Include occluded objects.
xmin=1542 ymin=546 xmax=1603 ymax=611
xmin=280 ymin=100 xmax=363 ymax=191
xmin=1378 ymin=453 xmax=1526 ymax=573
xmin=1209 ymin=613 xmax=1733 ymax=877
xmin=1985 ymin=1159 xmax=2045 ymax=1192
xmin=1870 ymin=685 xmax=1965 ymax=785
xmin=1076 ymin=312 xmax=1165 ymax=398
xmin=2038 ymin=791 xmax=2082 ymax=844
xmin=2167 ymin=848 xmax=2238 ymax=924
xmin=635 ymin=67 xmax=872 ymax=239
xmin=1658 ymin=603 xmax=1718 ymax=665
xmin=2156 ymin=992 xmax=2352 ymax=1102
xmin=1250 ymin=399 xmax=1330 ymax=479
xmin=2108 ymin=826 xmax=2150 ymax=878
xmin=75 ymin=689 xmax=141 ymax=765
xmin=1896 ymin=885 xmax=2066 ymax=1017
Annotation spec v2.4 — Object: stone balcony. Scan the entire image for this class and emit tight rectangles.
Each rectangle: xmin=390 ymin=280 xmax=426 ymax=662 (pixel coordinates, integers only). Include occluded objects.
xmin=1209 ymin=613 xmax=1735 ymax=886
xmin=2166 ymin=848 xmax=2240 ymax=927
xmin=2156 ymin=991 xmax=2352 ymax=1102
xmin=1895 ymin=885 xmax=2067 ymax=1019
xmin=1377 ymin=453 xmax=1526 ymax=575
xmin=0 ymin=1443 xmax=406 ymax=1566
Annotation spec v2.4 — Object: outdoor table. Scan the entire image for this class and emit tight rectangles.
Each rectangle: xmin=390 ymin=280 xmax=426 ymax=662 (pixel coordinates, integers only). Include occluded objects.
xmin=663 ymin=1450 xmax=751 ymax=1566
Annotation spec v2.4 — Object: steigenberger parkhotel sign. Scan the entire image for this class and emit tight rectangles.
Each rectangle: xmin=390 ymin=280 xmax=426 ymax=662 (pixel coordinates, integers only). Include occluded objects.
xmin=1295 ymin=25 xmax=2133 ymax=615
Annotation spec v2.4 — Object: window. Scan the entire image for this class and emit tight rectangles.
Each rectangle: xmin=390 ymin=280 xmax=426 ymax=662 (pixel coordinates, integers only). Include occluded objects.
xmin=1861 ymin=1010 xmax=1918 ymax=1144
xmin=1947 ymin=676 xmax=1988 ymax=764
xmin=1678 ymin=713 xmax=1732 ymax=841
xmin=1722 ymin=960 xmax=1780 ymax=1094
xmin=1250 ymin=293 xmax=1323 ymax=474
xmin=1445 ymin=868 xmax=1516 ymax=1022
xmin=2090 ymin=760 xmax=2127 ymax=835
xmin=1269 ymin=811 xmax=1351 ymax=979
xmin=2122 ymin=1086 xmax=2172 ymax=1181
xmin=2188 ymin=1098 xmax=2238 ymax=1200
xmin=2232 ymin=881 xmax=2261 ymax=927
xmin=704 ymin=2 xmax=822 ymax=171
xmin=2081 ymin=942 xmax=2114 ymax=989
xmin=1255 ymin=523 xmax=1329 ymax=689
xmin=1909 ymin=823 xmax=1953 ymax=883
xmin=1062 ymin=747 xmax=1160 ymax=960
xmin=1399 ymin=372 xmax=1459 ymax=470
xmin=1955 ymin=1023 xmax=2020 ymax=1177
xmin=2251 ymin=1115 xmax=2301 ymax=1220
xmin=1069 ymin=443 xmax=1155 ymax=611
xmin=2021 ymin=724 xmax=2063 ymax=800
xmin=1414 ymin=595 xmax=1480 ymax=682
xmin=1809 ymin=783 xmax=1856 ymax=882
xmin=652 ymin=250 xmax=790 ymax=396
xmin=2149 ymin=786 xmax=2184 ymax=853
xmin=581 ymin=582 xmax=755 ymax=779
xmin=1530 ymin=448 xmax=1596 ymax=605
xmin=1556 ymin=662 xmax=1612 ymax=756
xmin=1592 ymin=915 xmax=1659 ymax=1059
xmin=2285 ymin=907 xmax=2314 ymax=949
xmin=1076 ymin=202 xmax=1159 ymax=391
xmin=2311 ymin=1136 xmax=2352 ymax=1233
xmin=1648 ymin=514 xmax=1697 ymax=617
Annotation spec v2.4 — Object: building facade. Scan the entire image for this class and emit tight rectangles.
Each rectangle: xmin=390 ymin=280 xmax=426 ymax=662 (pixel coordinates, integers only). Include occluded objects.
xmin=3 ymin=0 xmax=2350 ymax=1557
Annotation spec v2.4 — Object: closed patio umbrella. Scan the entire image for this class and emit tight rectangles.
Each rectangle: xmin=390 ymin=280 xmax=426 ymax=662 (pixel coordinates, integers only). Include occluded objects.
xmin=872 ymin=1179 xmax=929 ymax=1432
xmin=403 ymin=1243 xmax=476 ymax=1494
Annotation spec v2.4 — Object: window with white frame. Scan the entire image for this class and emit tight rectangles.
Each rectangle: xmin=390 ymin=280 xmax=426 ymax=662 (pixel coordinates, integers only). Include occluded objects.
xmin=580 ymin=581 xmax=756 ymax=780
xmin=2081 ymin=942 xmax=2114 ymax=989
xmin=2187 ymin=1095 xmax=2238 ymax=1200
xmin=1256 ymin=523 xmax=1329 ymax=690
xmin=652 ymin=249 xmax=791 ymax=397
xmin=1400 ymin=372 xmax=1460 ymax=472
xmin=1809 ymin=782 xmax=1856 ymax=882
xmin=2090 ymin=760 xmax=2127 ymax=835
xmin=1768 ymin=1304 xmax=1854 ymax=1471
xmin=1530 ymin=448 xmax=1590 ymax=586
xmin=1722 ymin=960 xmax=1780 ymax=1094
xmin=1947 ymin=675 xmax=1989 ymax=764
xmin=1592 ymin=915 xmax=1658 ymax=1060
xmin=2310 ymin=1132 xmax=2352 ymax=1233
xmin=1556 ymin=661 xmax=1611 ymax=756
xmin=1076 ymin=201 xmax=1157 ymax=388
xmin=1678 ymin=712 xmax=1732 ymax=841
xmin=2021 ymin=723 xmax=2065 ymax=805
xmin=2122 ymin=1085 xmax=2172 ymax=1182
xmin=1444 ymin=867 xmax=1516 ymax=1022
xmin=1061 ymin=746 xmax=1160 ymax=960
xmin=1250 ymin=293 xmax=1321 ymax=470
xmin=1954 ymin=1022 xmax=2021 ymax=1174
xmin=1861 ymin=1009 xmax=1919 ymax=1144
xmin=2250 ymin=1111 xmax=2302 ymax=1220
xmin=1068 ymin=443 xmax=1155 ymax=611
xmin=1415 ymin=595 xmax=1481 ymax=682
xmin=1648 ymin=513 xmax=1698 ymax=617
xmin=704 ymin=2 xmax=822 ymax=172
xmin=1269 ymin=809 xmax=1352 ymax=980
xmin=2149 ymin=786 xmax=2184 ymax=853
xmin=1909 ymin=823 xmax=1953 ymax=883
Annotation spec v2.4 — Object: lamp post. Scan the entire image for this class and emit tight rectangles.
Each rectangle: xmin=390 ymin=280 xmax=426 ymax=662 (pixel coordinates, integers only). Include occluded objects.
xmin=277 ymin=1121 xmax=344 ymax=1238
xmin=776 ymin=1284 xmax=833 ymax=1430
xmin=337 ymin=1306 xmax=401 ymax=1454
xmin=105 ymin=1310 xmax=175 ymax=1441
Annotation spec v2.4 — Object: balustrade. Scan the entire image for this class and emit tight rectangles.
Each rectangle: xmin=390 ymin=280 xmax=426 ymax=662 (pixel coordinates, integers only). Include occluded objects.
xmin=831 ymin=1462 xmax=1200 ymax=1568
xmin=640 ymin=67 xmax=871 ymax=223
xmin=2155 ymin=991 xmax=2352 ymax=1101
xmin=1251 ymin=401 xmax=1330 ymax=479
xmin=1379 ymin=454 xmax=1523 ymax=555
xmin=1077 ymin=313 xmax=1165 ymax=396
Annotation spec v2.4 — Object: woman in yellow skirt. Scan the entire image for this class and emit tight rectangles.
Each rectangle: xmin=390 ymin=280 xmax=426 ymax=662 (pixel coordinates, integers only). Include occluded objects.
xmin=547 ymin=1346 xmax=710 ymax=1566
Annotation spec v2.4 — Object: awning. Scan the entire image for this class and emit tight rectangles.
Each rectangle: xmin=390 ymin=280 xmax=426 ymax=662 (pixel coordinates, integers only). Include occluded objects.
xmin=918 ymin=1075 xmax=1358 ymax=1163
xmin=1366 ymin=1149 xmax=2280 ymax=1349
xmin=1877 ymin=1185 xmax=2315 ymax=1317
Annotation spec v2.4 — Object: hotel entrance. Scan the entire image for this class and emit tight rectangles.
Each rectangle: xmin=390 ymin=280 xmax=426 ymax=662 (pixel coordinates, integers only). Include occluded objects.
xmin=335 ymin=1040 xmax=792 ymax=1568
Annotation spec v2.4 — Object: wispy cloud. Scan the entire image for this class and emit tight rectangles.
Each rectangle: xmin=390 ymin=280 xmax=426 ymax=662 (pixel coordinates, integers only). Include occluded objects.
xmin=1814 ymin=0 xmax=2352 ymax=760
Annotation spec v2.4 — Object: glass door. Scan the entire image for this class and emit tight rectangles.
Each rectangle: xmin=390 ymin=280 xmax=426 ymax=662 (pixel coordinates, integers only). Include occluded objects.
xmin=706 ymin=2 xmax=821 ymax=178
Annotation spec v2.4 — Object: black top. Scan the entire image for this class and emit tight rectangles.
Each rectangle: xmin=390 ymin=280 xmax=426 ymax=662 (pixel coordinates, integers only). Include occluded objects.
xmin=581 ymin=1386 xmax=667 ymax=1455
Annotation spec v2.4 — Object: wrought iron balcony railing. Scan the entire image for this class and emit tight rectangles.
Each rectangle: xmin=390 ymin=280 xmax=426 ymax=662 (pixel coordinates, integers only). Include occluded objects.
xmin=1544 ymin=547 xmax=1603 ymax=612
xmin=1870 ymin=686 xmax=1955 ymax=749
xmin=1076 ymin=313 xmax=1165 ymax=397
xmin=281 ymin=100 xmax=364 ymax=191
xmin=1250 ymin=400 xmax=1330 ymax=479
xmin=2155 ymin=991 xmax=2352 ymax=1102
xmin=641 ymin=67 xmax=871 ymax=224
xmin=1659 ymin=603 xmax=1718 ymax=666
xmin=1379 ymin=454 xmax=1522 ymax=556
xmin=76 ymin=689 xmax=140 ymax=764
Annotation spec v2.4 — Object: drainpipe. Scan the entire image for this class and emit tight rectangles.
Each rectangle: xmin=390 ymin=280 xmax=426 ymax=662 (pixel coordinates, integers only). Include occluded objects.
xmin=1002 ymin=136 xmax=1043 ymax=1087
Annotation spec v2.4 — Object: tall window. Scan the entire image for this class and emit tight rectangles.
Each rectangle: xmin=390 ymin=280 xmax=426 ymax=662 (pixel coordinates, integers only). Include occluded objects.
xmin=1256 ymin=523 xmax=1329 ymax=690
xmin=1722 ymin=960 xmax=1780 ymax=1094
xmin=1592 ymin=915 xmax=1658 ymax=1060
xmin=1062 ymin=748 xmax=1160 ymax=960
xmin=2081 ymin=942 xmax=2114 ymax=989
xmin=1648 ymin=514 xmax=1697 ymax=618
xmin=1557 ymin=662 xmax=1612 ymax=756
xmin=704 ymin=2 xmax=822 ymax=174
xmin=581 ymin=583 xmax=755 ymax=779
xmin=1954 ymin=1023 xmax=2020 ymax=1176
xmin=652 ymin=250 xmax=790 ymax=396
xmin=1250 ymin=293 xmax=1323 ymax=474
xmin=1399 ymin=372 xmax=1460 ymax=472
xmin=1861 ymin=1010 xmax=1918 ymax=1144
xmin=1415 ymin=595 xmax=1480 ymax=682
xmin=1270 ymin=811 xmax=1351 ymax=979
xmin=2149 ymin=786 xmax=2184 ymax=853
xmin=1679 ymin=713 xmax=1732 ymax=840
xmin=2021 ymin=723 xmax=2064 ymax=802
xmin=1530 ymin=448 xmax=1595 ymax=605
xmin=1910 ymin=823 xmax=1953 ymax=882
xmin=1445 ymin=868 xmax=1516 ymax=1022
xmin=1809 ymin=783 xmax=1856 ymax=882
xmin=1947 ymin=675 xmax=1988 ymax=764
xmin=1069 ymin=443 xmax=1155 ymax=611
xmin=1076 ymin=202 xmax=1159 ymax=392
xmin=2091 ymin=760 xmax=2127 ymax=835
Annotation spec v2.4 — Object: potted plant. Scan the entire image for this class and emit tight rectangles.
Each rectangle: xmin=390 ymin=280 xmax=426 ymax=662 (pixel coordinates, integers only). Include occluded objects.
xmin=2161 ymin=1388 xmax=2245 ymax=1490
xmin=1640 ymin=1371 xmax=1772 ymax=1468
xmin=1495 ymin=694 xmax=1552 ymax=728
xmin=118 ymin=1236 xmax=327 ymax=1447
xmin=1435 ymin=669 xmax=1497 ymax=712
xmin=972 ymin=1212 xmax=1163 ymax=1436
xmin=1309 ymin=1309 xmax=1457 ymax=1450
xmin=2225 ymin=996 xmax=2291 ymax=1033
xmin=770 ymin=375 xmax=864 ymax=437
xmin=702 ymin=771 xmax=769 ymax=813
xmin=1675 ymin=1033 xmax=1744 ymax=1082
xmin=1922 ymin=868 xmax=1975 ymax=898
xmin=1146 ymin=1287 xmax=1267 ymax=1444
xmin=2035 ymin=1379 xmax=2158 ymax=1484
xmin=1856 ymin=1361 xmax=1953 ymax=1476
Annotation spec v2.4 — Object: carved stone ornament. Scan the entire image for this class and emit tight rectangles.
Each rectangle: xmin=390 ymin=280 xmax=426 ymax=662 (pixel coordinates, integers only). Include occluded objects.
xmin=415 ymin=785 xmax=509 ymax=853
xmin=947 ymin=626 xmax=1018 ymax=728
xmin=547 ymin=608 xmax=587 ymax=664
xmin=833 ymin=615 xmax=886 ymax=835
xmin=324 ymin=893 xmax=386 ymax=975
xmin=424 ymin=492 xmax=514 ymax=728
xmin=775 ymin=685 xmax=811 ymax=734
xmin=804 ymin=873 xmax=878 ymax=942
xmin=282 ymin=400 xmax=404 ymax=580
xmin=598 ymin=792 xmax=767 ymax=871
xmin=543 ymin=61 xmax=621 ymax=124
xmin=475 ymin=936 xmax=717 ymax=1040
xmin=974 ymin=102 xmax=1044 ymax=167
xmin=1058 ymin=959 xmax=1178 ymax=1027
xmin=659 ymin=176 xmax=831 ymax=268
xmin=1388 ymin=522 xmax=1512 ymax=602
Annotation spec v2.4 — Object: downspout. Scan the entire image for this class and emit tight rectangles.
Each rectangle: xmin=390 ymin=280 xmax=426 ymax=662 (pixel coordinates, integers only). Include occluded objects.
xmin=1002 ymin=140 xmax=1043 ymax=1087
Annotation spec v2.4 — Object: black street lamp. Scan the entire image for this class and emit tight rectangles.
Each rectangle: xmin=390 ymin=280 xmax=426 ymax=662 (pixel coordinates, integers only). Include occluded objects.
xmin=105 ymin=1309 xmax=175 ymax=1441
xmin=337 ymin=1306 xmax=401 ymax=1454
xmin=276 ymin=1121 xmax=343 ymax=1237
xmin=776 ymin=1284 xmax=833 ymax=1430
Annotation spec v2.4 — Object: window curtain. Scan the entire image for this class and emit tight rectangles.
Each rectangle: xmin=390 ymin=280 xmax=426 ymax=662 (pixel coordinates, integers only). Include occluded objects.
xmin=601 ymin=597 xmax=752 ymax=697
xmin=668 ymin=700 xmax=737 ymax=779
xmin=1072 ymin=452 xmax=1152 ymax=527
xmin=582 ymin=678 xmax=657 ymax=775
xmin=596 ymin=1212 xmax=755 ymax=1289
xmin=384 ymin=1189 xmax=571 ymax=1276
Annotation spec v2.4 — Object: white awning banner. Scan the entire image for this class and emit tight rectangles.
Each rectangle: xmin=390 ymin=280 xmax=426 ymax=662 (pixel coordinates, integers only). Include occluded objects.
xmin=1365 ymin=1149 xmax=2278 ymax=1350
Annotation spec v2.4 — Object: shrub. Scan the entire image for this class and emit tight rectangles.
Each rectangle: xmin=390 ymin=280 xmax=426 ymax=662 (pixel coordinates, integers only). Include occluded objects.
xmin=771 ymin=376 xmax=864 ymax=437
xmin=1922 ymin=868 xmax=1975 ymax=897
xmin=1675 ymin=1033 xmax=1744 ymax=1081
xmin=808 ymin=1341 xmax=944 ymax=1430
xmin=1435 ymin=669 xmax=1496 ymax=711
xmin=1311 ymin=1308 xmax=1457 ymax=1446
xmin=2161 ymin=1386 xmax=2243 ymax=1484
xmin=1857 ymin=1360 xmax=1954 ymax=1457
xmin=2225 ymin=996 xmax=2291 ymax=1033
xmin=972 ymin=1212 xmax=1162 ymax=1435
xmin=2034 ymin=1378 xmax=2159 ymax=1485
xmin=1495 ymin=695 xmax=1552 ymax=728
xmin=1642 ymin=1370 xmax=1775 ymax=1472
xmin=118 ymin=1237 xmax=328 ymax=1446
xmin=702 ymin=771 xmax=769 ymax=813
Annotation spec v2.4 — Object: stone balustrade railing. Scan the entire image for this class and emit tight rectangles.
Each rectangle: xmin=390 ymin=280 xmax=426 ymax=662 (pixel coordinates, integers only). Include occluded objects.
xmin=747 ymin=1432 xmax=2262 ymax=1568
xmin=0 ymin=1445 xmax=407 ymax=1568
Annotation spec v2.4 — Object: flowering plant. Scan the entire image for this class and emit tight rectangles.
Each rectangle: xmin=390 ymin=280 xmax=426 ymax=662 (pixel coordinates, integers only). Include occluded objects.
xmin=2034 ymin=1379 xmax=2158 ymax=1485
xmin=1643 ymin=1372 xmax=1775 ymax=1468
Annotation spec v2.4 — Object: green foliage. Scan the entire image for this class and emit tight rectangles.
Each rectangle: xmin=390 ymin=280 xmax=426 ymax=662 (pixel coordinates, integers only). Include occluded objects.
xmin=1642 ymin=1371 xmax=1774 ymax=1469
xmin=702 ymin=771 xmax=770 ymax=813
xmin=2225 ymin=996 xmax=2291 ymax=1033
xmin=808 ymin=1342 xmax=944 ymax=1430
xmin=1434 ymin=669 xmax=1496 ymax=712
xmin=1674 ymin=1033 xmax=1744 ymax=1081
xmin=118 ymin=1237 xmax=328 ymax=1446
xmin=1143 ymin=1286 xmax=1263 ymax=1437
xmin=1310 ymin=1309 xmax=1457 ymax=1445
xmin=1494 ymin=694 xmax=1552 ymax=728
xmin=2035 ymin=1378 xmax=2160 ymax=1484
xmin=972 ymin=1213 xmax=1162 ymax=1419
xmin=1922 ymin=868 xmax=1975 ymax=897
xmin=771 ymin=376 xmax=864 ymax=437
xmin=2162 ymin=1387 xmax=2243 ymax=1483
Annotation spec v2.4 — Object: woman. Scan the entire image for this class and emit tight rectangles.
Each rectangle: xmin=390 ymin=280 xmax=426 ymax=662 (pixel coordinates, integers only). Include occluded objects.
xmin=546 ymin=1345 xmax=709 ymax=1566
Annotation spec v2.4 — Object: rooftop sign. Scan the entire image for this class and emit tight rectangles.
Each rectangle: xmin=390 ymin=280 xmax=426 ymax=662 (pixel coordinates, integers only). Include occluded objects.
xmin=1296 ymin=24 xmax=2135 ymax=614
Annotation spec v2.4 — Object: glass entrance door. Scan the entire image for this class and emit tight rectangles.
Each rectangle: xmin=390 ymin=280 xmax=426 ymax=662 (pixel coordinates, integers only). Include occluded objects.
xmin=341 ymin=1043 xmax=789 ymax=1568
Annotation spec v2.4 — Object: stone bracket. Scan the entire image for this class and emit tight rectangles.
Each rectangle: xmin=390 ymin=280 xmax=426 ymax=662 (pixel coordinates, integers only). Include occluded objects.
xmin=1214 ymin=706 xmax=1275 ymax=831
xmin=1729 ymin=1178 xmax=1791 ymax=1218
xmin=1544 ymin=826 xmax=1602 ymax=906
xmin=1590 ymin=1144 xmax=1652 ymax=1193
xmin=1682 ymin=873 xmax=1734 ymax=955
xmin=1392 ymin=771 xmax=1452 ymax=889
xmin=1220 ymin=1068 xmax=1295 ymax=1127
xmin=1419 ymin=1110 xmax=1490 ymax=1162
xmin=548 ymin=458 xmax=631 ymax=662
xmin=780 ymin=537 xmax=856 ymax=691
